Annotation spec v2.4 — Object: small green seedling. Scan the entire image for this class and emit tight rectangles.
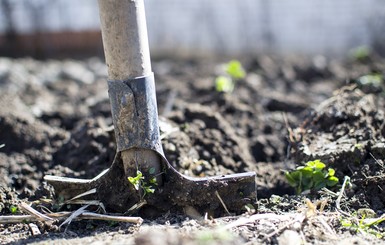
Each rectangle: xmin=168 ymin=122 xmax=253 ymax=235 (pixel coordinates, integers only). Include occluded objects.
xmin=215 ymin=76 xmax=234 ymax=93
xmin=9 ymin=205 xmax=18 ymax=214
xmin=215 ymin=60 xmax=246 ymax=93
xmin=356 ymin=73 xmax=383 ymax=89
xmin=349 ymin=45 xmax=371 ymax=61
xmin=225 ymin=60 xmax=246 ymax=80
xmin=127 ymin=170 xmax=143 ymax=191
xmin=341 ymin=211 xmax=385 ymax=238
xmin=127 ymin=170 xmax=157 ymax=198
xmin=354 ymin=143 xmax=363 ymax=150
xmin=285 ymin=159 xmax=339 ymax=194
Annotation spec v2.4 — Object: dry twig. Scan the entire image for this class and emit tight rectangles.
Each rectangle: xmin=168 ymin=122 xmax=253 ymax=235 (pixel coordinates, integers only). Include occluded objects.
xmin=75 ymin=212 xmax=143 ymax=224
xmin=215 ymin=191 xmax=231 ymax=216
xmin=59 ymin=204 xmax=90 ymax=229
xmin=335 ymin=176 xmax=351 ymax=217
xmin=315 ymin=215 xmax=336 ymax=236
xmin=0 ymin=209 xmax=143 ymax=225
xmin=19 ymin=202 xmax=54 ymax=222
xmin=0 ymin=215 xmax=39 ymax=224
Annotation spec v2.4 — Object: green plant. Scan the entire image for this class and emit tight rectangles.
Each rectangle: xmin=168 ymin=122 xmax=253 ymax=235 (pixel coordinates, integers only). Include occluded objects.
xmin=9 ymin=205 xmax=18 ymax=214
xmin=127 ymin=170 xmax=157 ymax=198
xmin=127 ymin=170 xmax=143 ymax=190
xmin=354 ymin=143 xmax=363 ymax=150
xmin=285 ymin=159 xmax=339 ymax=194
xmin=341 ymin=213 xmax=385 ymax=238
xmin=225 ymin=60 xmax=246 ymax=79
xmin=356 ymin=74 xmax=383 ymax=88
xmin=215 ymin=60 xmax=246 ymax=93
xmin=349 ymin=45 xmax=371 ymax=61
xmin=215 ymin=76 xmax=234 ymax=93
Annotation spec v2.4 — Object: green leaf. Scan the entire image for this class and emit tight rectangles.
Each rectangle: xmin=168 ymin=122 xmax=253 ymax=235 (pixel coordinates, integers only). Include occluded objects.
xmin=215 ymin=76 xmax=234 ymax=93
xmin=307 ymin=159 xmax=325 ymax=170
xmin=314 ymin=161 xmax=326 ymax=170
xmin=143 ymin=185 xmax=155 ymax=194
xmin=349 ymin=45 xmax=370 ymax=61
xmin=149 ymin=177 xmax=157 ymax=185
xmin=305 ymin=161 xmax=315 ymax=168
xmin=300 ymin=167 xmax=313 ymax=178
xmin=225 ymin=60 xmax=245 ymax=80
xmin=149 ymin=167 xmax=156 ymax=175
xmin=127 ymin=177 xmax=140 ymax=190
xmin=341 ymin=218 xmax=353 ymax=227
xmin=127 ymin=171 xmax=143 ymax=190
xmin=286 ymin=160 xmax=339 ymax=194
xmin=357 ymin=74 xmax=383 ymax=87
xmin=312 ymin=171 xmax=325 ymax=182
xmin=9 ymin=205 xmax=18 ymax=214
xmin=131 ymin=170 xmax=142 ymax=179
xmin=326 ymin=176 xmax=339 ymax=187
xmin=285 ymin=171 xmax=298 ymax=187
xmin=292 ymin=170 xmax=303 ymax=181
xmin=314 ymin=181 xmax=326 ymax=190
xmin=370 ymin=216 xmax=385 ymax=226
xmin=296 ymin=186 xmax=302 ymax=195
xmin=302 ymin=178 xmax=313 ymax=190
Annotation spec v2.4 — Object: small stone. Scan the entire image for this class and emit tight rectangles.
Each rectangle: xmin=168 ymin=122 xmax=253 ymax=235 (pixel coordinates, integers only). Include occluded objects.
xmin=168 ymin=143 xmax=176 ymax=152
xmin=28 ymin=223 xmax=41 ymax=236
xmin=277 ymin=230 xmax=302 ymax=245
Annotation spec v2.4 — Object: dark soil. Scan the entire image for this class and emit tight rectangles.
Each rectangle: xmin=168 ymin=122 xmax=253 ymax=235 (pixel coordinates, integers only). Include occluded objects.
xmin=1 ymin=54 xmax=385 ymax=244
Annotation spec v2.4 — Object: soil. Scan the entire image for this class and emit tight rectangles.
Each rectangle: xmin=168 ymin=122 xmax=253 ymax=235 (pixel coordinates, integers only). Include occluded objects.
xmin=1 ymin=54 xmax=385 ymax=244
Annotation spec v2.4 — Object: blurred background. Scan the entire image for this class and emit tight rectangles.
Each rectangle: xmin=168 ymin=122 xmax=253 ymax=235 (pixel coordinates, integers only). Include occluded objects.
xmin=0 ymin=0 xmax=385 ymax=59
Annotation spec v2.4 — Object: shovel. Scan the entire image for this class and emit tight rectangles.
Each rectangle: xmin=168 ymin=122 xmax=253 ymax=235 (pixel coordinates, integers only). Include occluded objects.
xmin=44 ymin=0 xmax=256 ymax=216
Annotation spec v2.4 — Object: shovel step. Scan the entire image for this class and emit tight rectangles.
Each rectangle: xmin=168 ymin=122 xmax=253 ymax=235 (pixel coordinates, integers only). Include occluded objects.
xmin=45 ymin=153 xmax=256 ymax=215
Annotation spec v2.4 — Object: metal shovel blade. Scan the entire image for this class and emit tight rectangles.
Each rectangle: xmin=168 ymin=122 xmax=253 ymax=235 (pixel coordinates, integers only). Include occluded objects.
xmin=44 ymin=151 xmax=256 ymax=214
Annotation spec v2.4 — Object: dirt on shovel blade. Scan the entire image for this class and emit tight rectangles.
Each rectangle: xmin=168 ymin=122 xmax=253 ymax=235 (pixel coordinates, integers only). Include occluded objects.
xmin=1 ymin=55 xmax=385 ymax=244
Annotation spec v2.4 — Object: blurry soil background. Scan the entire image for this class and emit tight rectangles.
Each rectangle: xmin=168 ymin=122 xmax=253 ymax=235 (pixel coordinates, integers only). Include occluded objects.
xmin=1 ymin=53 xmax=385 ymax=244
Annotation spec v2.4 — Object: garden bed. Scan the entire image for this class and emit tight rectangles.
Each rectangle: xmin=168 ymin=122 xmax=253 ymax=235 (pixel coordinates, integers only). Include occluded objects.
xmin=1 ymin=54 xmax=385 ymax=244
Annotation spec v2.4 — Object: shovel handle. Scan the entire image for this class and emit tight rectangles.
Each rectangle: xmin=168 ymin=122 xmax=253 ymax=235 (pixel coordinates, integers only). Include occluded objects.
xmin=98 ymin=0 xmax=152 ymax=80
xmin=98 ymin=0 xmax=162 ymax=191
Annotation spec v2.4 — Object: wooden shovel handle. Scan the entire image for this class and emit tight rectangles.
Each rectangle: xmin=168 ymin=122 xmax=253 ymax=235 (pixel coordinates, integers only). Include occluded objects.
xmin=98 ymin=0 xmax=152 ymax=80
xmin=98 ymin=0 xmax=162 ymax=189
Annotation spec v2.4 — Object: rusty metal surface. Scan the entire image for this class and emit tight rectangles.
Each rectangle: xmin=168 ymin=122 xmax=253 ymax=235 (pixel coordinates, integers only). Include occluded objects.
xmin=108 ymin=74 xmax=164 ymax=155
